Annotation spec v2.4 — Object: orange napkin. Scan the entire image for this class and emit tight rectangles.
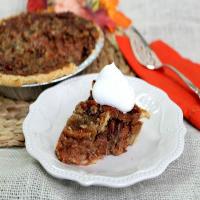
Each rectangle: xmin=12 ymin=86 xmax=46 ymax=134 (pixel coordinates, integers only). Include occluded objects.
xmin=116 ymin=35 xmax=200 ymax=130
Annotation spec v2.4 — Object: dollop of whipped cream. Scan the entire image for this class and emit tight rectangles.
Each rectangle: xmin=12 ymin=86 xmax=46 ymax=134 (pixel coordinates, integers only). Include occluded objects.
xmin=92 ymin=63 xmax=135 ymax=113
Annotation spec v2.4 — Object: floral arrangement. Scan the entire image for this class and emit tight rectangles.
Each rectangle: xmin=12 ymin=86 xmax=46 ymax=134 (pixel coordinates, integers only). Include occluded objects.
xmin=27 ymin=0 xmax=132 ymax=32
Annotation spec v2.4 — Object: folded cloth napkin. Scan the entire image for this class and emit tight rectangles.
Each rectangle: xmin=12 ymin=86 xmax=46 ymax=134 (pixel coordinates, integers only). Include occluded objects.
xmin=116 ymin=35 xmax=200 ymax=130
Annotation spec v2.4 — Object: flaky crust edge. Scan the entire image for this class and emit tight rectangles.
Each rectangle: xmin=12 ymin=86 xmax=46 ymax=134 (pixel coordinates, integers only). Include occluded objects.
xmin=0 ymin=63 xmax=77 ymax=87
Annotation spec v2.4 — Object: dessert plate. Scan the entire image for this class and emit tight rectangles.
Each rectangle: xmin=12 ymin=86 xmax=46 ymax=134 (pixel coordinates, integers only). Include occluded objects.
xmin=23 ymin=74 xmax=186 ymax=188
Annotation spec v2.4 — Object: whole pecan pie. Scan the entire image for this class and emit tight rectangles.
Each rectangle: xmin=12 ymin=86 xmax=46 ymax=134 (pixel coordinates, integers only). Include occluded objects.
xmin=0 ymin=12 xmax=99 ymax=86
xmin=55 ymin=92 xmax=149 ymax=165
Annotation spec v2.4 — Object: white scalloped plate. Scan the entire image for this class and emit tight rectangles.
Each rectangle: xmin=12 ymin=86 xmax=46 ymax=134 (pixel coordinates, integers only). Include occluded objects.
xmin=23 ymin=74 xmax=186 ymax=188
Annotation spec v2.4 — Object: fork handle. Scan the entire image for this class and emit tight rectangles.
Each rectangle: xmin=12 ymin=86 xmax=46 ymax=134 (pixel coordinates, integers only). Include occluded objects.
xmin=164 ymin=64 xmax=200 ymax=98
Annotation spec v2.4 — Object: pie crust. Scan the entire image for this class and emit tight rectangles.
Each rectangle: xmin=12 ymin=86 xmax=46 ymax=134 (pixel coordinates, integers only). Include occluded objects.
xmin=0 ymin=63 xmax=76 ymax=87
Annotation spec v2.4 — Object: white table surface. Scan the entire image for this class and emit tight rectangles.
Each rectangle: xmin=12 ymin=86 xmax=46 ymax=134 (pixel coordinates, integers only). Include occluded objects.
xmin=0 ymin=0 xmax=200 ymax=199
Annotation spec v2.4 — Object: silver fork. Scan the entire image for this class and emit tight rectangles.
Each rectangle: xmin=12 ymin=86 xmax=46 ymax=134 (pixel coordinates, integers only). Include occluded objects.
xmin=126 ymin=27 xmax=200 ymax=99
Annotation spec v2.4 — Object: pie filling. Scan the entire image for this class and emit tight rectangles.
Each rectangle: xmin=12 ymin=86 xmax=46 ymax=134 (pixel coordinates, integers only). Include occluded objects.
xmin=0 ymin=12 xmax=99 ymax=76
xmin=55 ymin=95 xmax=149 ymax=165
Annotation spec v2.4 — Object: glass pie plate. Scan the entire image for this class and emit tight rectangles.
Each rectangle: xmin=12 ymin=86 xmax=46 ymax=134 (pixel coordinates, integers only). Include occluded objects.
xmin=23 ymin=74 xmax=186 ymax=188
xmin=0 ymin=28 xmax=104 ymax=101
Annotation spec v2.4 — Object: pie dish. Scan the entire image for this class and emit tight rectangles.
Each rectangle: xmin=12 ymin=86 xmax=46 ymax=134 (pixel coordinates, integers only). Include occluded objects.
xmin=0 ymin=12 xmax=99 ymax=87
xmin=55 ymin=91 xmax=149 ymax=165
xmin=23 ymin=74 xmax=186 ymax=187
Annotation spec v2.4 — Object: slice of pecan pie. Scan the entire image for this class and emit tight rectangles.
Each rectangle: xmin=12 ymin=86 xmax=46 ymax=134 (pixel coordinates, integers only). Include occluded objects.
xmin=55 ymin=94 xmax=149 ymax=165
xmin=0 ymin=12 xmax=99 ymax=86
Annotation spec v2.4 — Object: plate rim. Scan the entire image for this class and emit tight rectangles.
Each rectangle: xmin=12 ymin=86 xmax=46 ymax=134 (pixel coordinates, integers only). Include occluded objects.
xmin=23 ymin=74 xmax=186 ymax=188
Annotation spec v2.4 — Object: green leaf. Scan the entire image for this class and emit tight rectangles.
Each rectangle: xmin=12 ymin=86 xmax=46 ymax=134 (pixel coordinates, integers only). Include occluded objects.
xmin=85 ymin=0 xmax=100 ymax=11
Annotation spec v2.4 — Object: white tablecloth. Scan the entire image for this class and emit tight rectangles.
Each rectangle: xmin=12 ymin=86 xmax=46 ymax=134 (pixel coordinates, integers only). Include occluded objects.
xmin=1 ymin=0 xmax=200 ymax=199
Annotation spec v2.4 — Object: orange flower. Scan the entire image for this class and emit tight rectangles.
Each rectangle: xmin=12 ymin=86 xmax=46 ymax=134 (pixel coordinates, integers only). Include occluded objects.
xmin=100 ymin=0 xmax=118 ymax=10
xmin=99 ymin=0 xmax=131 ymax=29
xmin=108 ymin=10 xmax=131 ymax=28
